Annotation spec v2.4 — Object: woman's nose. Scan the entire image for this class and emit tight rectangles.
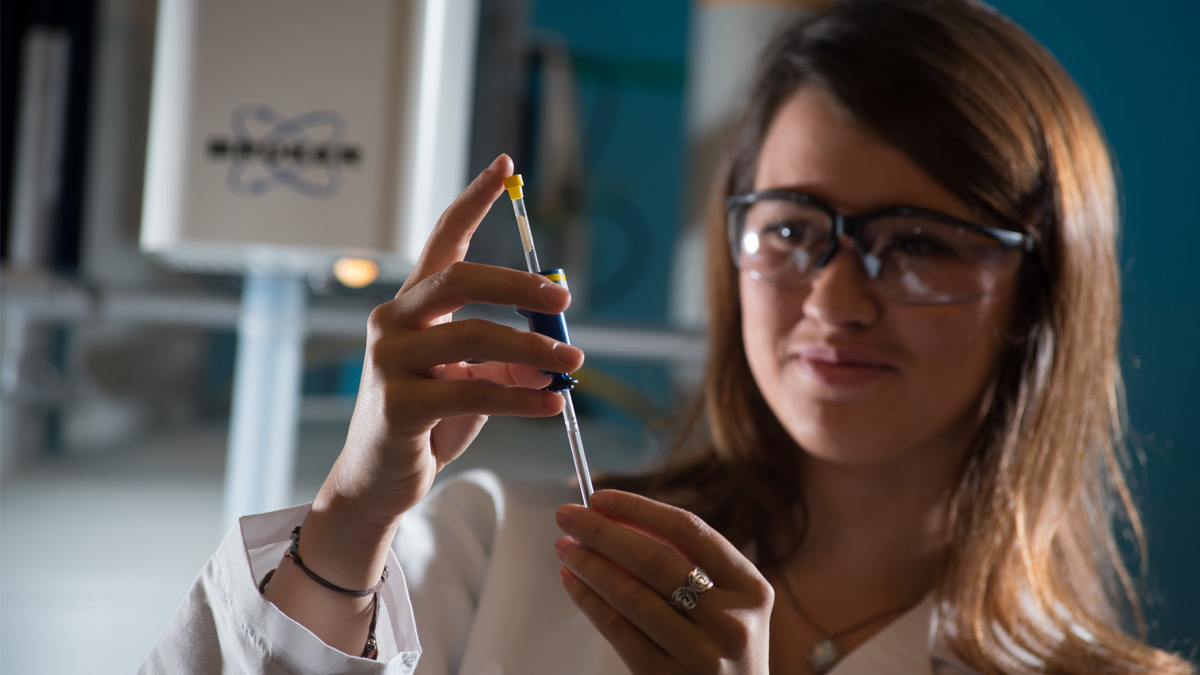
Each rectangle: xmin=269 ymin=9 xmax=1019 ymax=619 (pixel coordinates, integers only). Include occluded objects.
xmin=801 ymin=236 xmax=881 ymax=328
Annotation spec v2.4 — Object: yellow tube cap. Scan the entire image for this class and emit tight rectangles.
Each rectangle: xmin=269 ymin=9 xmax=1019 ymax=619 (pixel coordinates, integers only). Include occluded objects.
xmin=503 ymin=174 xmax=524 ymax=200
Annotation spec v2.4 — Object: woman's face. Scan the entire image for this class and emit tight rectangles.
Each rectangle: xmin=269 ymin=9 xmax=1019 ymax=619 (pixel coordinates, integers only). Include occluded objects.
xmin=741 ymin=88 xmax=1018 ymax=469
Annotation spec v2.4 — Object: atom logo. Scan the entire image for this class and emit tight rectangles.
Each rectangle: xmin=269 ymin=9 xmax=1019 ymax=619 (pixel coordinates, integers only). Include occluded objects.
xmin=206 ymin=105 xmax=362 ymax=199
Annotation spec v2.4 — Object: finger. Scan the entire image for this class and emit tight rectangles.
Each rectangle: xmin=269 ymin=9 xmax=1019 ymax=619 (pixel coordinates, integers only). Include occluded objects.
xmin=384 ymin=319 xmax=583 ymax=377
xmin=399 ymin=154 xmax=513 ymax=295
xmin=384 ymin=378 xmax=564 ymax=432
xmin=587 ymin=491 xmax=754 ymax=590
xmin=390 ymin=263 xmax=569 ymax=331
xmin=558 ymin=565 xmax=674 ymax=673
xmin=556 ymin=536 xmax=701 ymax=649
xmin=459 ymin=361 xmax=556 ymax=391
xmin=555 ymin=503 xmax=698 ymax=604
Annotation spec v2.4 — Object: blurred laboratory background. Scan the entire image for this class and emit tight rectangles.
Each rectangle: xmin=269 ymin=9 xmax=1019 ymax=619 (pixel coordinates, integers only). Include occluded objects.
xmin=1 ymin=0 xmax=1196 ymax=673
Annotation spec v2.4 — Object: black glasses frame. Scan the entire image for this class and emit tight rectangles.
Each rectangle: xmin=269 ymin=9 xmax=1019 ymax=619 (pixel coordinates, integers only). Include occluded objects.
xmin=725 ymin=189 xmax=1035 ymax=280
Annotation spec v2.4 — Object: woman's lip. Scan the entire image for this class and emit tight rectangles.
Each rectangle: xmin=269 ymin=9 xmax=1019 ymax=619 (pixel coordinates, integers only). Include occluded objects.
xmin=790 ymin=344 xmax=896 ymax=387
xmin=798 ymin=359 xmax=892 ymax=387
xmin=791 ymin=344 xmax=897 ymax=369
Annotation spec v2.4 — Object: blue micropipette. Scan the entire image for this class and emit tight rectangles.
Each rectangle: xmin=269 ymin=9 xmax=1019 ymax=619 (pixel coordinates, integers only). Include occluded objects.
xmin=502 ymin=174 xmax=595 ymax=508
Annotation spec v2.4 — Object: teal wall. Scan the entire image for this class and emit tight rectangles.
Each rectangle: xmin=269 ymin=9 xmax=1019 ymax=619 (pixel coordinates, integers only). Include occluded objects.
xmin=529 ymin=1 xmax=689 ymax=324
xmin=527 ymin=2 xmax=690 ymax=434
xmin=987 ymin=0 xmax=1200 ymax=651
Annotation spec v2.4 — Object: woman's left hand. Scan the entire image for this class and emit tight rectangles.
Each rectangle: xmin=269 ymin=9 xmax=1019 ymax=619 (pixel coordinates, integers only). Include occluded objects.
xmin=555 ymin=490 xmax=775 ymax=675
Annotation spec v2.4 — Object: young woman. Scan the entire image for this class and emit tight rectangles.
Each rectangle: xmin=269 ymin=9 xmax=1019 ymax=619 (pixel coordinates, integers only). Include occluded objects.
xmin=144 ymin=1 xmax=1195 ymax=673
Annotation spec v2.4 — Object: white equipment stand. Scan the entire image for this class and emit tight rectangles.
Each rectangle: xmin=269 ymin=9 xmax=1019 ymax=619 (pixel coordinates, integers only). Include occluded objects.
xmin=222 ymin=275 xmax=307 ymax=531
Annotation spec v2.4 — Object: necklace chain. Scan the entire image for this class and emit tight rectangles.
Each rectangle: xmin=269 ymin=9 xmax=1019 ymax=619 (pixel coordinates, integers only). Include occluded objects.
xmin=776 ymin=570 xmax=919 ymax=673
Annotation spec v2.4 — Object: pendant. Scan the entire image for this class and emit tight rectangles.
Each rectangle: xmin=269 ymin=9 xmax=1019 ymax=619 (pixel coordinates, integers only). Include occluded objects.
xmin=806 ymin=637 xmax=841 ymax=674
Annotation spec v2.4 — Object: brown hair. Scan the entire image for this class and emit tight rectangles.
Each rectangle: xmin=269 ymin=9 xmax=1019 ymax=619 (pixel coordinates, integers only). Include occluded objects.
xmin=613 ymin=0 xmax=1194 ymax=672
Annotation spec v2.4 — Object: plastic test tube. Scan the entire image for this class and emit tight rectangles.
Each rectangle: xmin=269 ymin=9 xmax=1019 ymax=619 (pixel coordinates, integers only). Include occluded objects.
xmin=502 ymin=174 xmax=595 ymax=508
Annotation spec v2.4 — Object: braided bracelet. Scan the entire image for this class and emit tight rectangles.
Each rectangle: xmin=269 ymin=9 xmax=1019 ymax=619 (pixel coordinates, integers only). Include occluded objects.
xmin=258 ymin=526 xmax=389 ymax=659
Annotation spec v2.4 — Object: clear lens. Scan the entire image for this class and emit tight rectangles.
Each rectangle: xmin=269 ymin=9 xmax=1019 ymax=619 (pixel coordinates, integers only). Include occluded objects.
xmin=863 ymin=216 xmax=1020 ymax=303
xmin=737 ymin=199 xmax=830 ymax=285
xmin=733 ymin=197 xmax=1021 ymax=303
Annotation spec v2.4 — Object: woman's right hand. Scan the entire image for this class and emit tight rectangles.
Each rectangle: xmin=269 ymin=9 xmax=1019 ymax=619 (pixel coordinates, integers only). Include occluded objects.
xmin=319 ymin=153 xmax=584 ymax=534
xmin=320 ymin=153 xmax=584 ymax=535
xmin=265 ymin=155 xmax=581 ymax=654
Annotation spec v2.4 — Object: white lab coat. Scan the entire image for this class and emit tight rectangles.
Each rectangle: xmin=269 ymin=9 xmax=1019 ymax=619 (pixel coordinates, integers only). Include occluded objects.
xmin=141 ymin=470 xmax=978 ymax=674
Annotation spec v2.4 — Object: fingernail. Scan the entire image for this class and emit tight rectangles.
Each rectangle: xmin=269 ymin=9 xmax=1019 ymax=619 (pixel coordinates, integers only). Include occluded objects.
xmin=555 ymin=536 xmax=577 ymax=558
xmin=541 ymin=390 xmax=562 ymax=411
xmin=552 ymin=342 xmax=582 ymax=370
xmin=556 ymin=504 xmax=581 ymax=528
xmin=559 ymin=566 xmax=577 ymax=586
xmin=541 ymin=281 xmax=569 ymax=304
xmin=590 ymin=490 xmax=614 ymax=512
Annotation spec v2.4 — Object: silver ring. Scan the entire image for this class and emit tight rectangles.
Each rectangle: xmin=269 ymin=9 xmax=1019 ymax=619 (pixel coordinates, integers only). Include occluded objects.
xmin=687 ymin=567 xmax=714 ymax=593
xmin=669 ymin=567 xmax=713 ymax=612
